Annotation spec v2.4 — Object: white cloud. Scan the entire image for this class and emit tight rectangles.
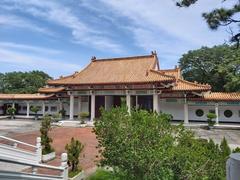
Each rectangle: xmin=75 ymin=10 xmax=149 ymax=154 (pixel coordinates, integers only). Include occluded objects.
xmin=100 ymin=0 xmax=228 ymax=47
xmin=0 ymin=47 xmax=81 ymax=77
xmin=0 ymin=41 xmax=61 ymax=55
xmin=0 ymin=0 xmax=124 ymax=53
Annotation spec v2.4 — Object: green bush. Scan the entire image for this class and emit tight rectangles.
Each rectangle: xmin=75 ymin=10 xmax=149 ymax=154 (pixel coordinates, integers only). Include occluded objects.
xmin=30 ymin=106 xmax=41 ymax=120
xmin=78 ymin=112 xmax=89 ymax=124
xmin=52 ymin=113 xmax=62 ymax=122
xmin=65 ymin=137 xmax=84 ymax=173
xmin=94 ymin=106 xmax=230 ymax=179
xmin=207 ymin=112 xmax=217 ymax=127
xmin=40 ymin=115 xmax=54 ymax=155
xmin=7 ymin=107 xmax=16 ymax=118
xmin=59 ymin=109 xmax=66 ymax=118
xmin=87 ymin=169 xmax=120 ymax=180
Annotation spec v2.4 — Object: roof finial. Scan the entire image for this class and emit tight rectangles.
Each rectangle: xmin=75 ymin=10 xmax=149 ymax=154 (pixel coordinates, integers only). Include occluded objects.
xmin=151 ymin=50 xmax=157 ymax=56
xmin=91 ymin=56 xmax=96 ymax=61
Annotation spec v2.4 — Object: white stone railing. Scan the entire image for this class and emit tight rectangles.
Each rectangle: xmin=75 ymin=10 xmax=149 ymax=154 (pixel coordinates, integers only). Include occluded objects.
xmin=0 ymin=153 xmax=68 ymax=180
xmin=0 ymin=136 xmax=42 ymax=163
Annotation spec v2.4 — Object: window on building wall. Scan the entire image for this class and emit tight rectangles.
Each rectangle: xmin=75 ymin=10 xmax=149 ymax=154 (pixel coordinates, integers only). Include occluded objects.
xmin=22 ymin=106 xmax=27 ymax=111
xmin=45 ymin=106 xmax=49 ymax=111
xmin=196 ymin=109 xmax=204 ymax=117
xmin=51 ymin=106 xmax=57 ymax=112
xmin=209 ymin=109 xmax=215 ymax=114
xmin=224 ymin=110 xmax=233 ymax=118
xmin=0 ymin=106 xmax=3 ymax=110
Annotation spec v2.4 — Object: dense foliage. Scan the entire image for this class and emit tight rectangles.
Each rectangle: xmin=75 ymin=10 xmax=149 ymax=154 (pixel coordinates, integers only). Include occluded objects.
xmin=0 ymin=71 xmax=52 ymax=94
xmin=179 ymin=45 xmax=240 ymax=92
xmin=94 ymin=107 xmax=231 ymax=179
xmin=65 ymin=137 xmax=84 ymax=173
xmin=40 ymin=115 xmax=54 ymax=155
xmin=176 ymin=0 xmax=240 ymax=46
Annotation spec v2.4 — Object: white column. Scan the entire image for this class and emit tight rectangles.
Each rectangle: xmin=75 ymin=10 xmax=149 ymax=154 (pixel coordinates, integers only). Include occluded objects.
xmin=184 ymin=94 xmax=189 ymax=124
xmin=136 ymin=96 xmax=138 ymax=109
xmin=126 ymin=93 xmax=131 ymax=113
xmin=90 ymin=93 xmax=95 ymax=121
xmin=12 ymin=102 xmax=15 ymax=108
xmin=153 ymin=94 xmax=159 ymax=113
xmin=184 ymin=103 xmax=189 ymax=124
xmin=215 ymin=103 xmax=219 ymax=125
xmin=105 ymin=96 xmax=108 ymax=110
xmin=78 ymin=96 xmax=82 ymax=113
xmin=42 ymin=101 xmax=45 ymax=116
xmin=26 ymin=101 xmax=30 ymax=117
xmin=69 ymin=94 xmax=74 ymax=120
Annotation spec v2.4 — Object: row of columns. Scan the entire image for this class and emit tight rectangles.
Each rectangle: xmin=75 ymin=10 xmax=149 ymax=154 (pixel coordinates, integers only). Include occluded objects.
xmin=68 ymin=92 xmax=220 ymax=125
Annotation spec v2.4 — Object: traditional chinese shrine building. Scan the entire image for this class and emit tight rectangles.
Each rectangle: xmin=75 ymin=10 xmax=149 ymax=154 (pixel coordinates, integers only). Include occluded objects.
xmin=1 ymin=52 xmax=240 ymax=123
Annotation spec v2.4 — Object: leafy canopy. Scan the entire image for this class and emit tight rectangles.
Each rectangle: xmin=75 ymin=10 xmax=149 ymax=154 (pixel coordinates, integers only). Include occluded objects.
xmin=94 ymin=106 xmax=230 ymax=179
xmin=179 ymin=44 xmax=240 ymax=92
xmin=0 ymin=71 xmax=52 ymax=94
xmin=176 ymin=0 xmax=240 ymax=47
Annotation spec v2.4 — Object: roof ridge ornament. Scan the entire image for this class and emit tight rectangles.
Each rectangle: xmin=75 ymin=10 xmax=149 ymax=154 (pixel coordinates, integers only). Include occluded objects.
xmin=91 ymin=56 xmax=96 ymax=61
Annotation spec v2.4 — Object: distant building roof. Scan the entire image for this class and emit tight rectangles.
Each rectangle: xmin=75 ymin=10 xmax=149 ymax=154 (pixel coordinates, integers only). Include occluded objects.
xmin=38 ymin=87 xmax=65 ymax=93
xmin=0 ymin=94 xmax=55 ymax=100
xmin=203 ymin=92 xmax=240 ymax=101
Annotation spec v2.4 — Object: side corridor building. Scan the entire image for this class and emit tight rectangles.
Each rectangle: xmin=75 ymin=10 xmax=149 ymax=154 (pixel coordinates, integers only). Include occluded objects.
xmin=1 ymin=52 xmax=240 ymax=124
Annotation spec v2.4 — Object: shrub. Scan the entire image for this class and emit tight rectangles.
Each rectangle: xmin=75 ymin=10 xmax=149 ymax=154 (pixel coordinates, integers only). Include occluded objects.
xmin=87 ymin=169 xmax=120 ymax=180
xmin=52 ymin=113 xmax=62 ymax=122
xmin=7 ymin=107 xmax=16 ymax=119
xmin=40 ymin=115 xmax=54 ymax=155
xmin=78 ymin=112 xmax=89 ymax=124
xmin=65 ymin=137 xmax=84 ymax=173
xmin=94 ymin=106 xmax=230 ymax=179
xmin=207 ymin=112 xmax=217 ymax=127
xmin=59 ymin=109 xmax=66 ymax=118
xmin=233 ymin=147 xmax=240 ymax=153
xmin=30 ymin=106 xmax=41 ymax=120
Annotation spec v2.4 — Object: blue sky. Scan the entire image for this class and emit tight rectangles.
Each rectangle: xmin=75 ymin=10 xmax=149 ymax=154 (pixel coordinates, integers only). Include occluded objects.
xmin=0 ymin=0 xmax=233 ymax=78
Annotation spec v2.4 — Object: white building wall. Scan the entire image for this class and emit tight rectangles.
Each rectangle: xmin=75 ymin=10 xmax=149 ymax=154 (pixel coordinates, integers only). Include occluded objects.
xmin=159 ymin=99 xmax=184 ymax=121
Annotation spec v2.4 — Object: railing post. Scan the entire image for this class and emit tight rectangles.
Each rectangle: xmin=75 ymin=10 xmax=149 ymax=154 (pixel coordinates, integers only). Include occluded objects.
xmin=61 ymin=153 xmax=68 ymax=180
xmin=36 ymin=137 xmax=42 ymax=163
xmin=226 ymin=153 xmax=240 ymax=180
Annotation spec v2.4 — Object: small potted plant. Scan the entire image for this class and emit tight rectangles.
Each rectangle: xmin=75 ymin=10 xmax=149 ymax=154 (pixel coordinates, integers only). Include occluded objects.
xmin=40 ymin=115 xmax=55 ymax=162
xmin=207 ymin=112 xmax=217 ymax=130
xmin=30 ymin=106 xmax=41 ymax=120
xmin=52 ymin=113 xmax=62 ymax=122
xmin=78 ymin=112 xmax=89 ymax=127
xmin=65 ymin=137 xmax=84 ymax=180
xmin=7 ymin=107 xmax=16 ymax=120
xmin=59 ymin=109 xmax=66 ymax=119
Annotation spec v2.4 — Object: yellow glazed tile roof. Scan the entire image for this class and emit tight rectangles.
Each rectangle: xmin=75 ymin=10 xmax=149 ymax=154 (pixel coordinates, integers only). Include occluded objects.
xmin=0 ymin=94 xmax=55 ymax=100
xmin=38 ymin=87 xmax=65 ymax=93
xmin=203 ymin=92 xmax=240 ymax=101
xmin=48 ymin=54 xmax=175 ymax=85
xmin=171 ymin=79 xmax=211 ymax=91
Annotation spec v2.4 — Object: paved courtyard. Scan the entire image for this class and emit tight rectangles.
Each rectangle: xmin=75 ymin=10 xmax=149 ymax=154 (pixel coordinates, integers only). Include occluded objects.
xmin=0 ymin=119 xmax=40 ymax=136
xmin=192 ymin=128 xmax=240 ymax=149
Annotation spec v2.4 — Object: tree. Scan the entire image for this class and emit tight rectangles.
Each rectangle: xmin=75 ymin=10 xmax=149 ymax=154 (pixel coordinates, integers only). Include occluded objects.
xmin=30 ymin=106 xmax=41 ymax=120
xmin=94 ymin=107 xmax=230 ymax=179
xmin=179 ymin=45 xmax=240 ymax=92
xmin=65 ymin=137 xmax=84 ymax=173
xmin=7 ymin=107 xmax=16 ymax=119
xmin=0 ymin=71 xmax=52 ymax=94
xmin=40 ymin=115 xmax=54 ymax=155
xmin=176 ymin=0 xmax=240 ymax=47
